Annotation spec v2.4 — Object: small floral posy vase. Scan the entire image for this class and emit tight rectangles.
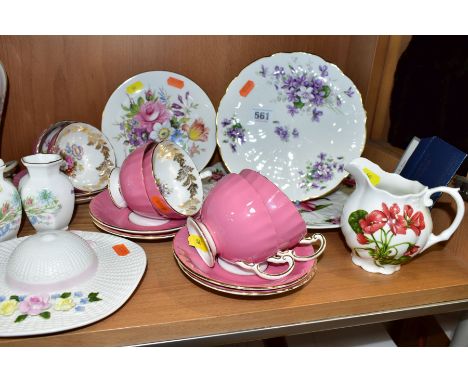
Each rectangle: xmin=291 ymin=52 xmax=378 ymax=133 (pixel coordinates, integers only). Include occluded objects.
xmin=341 ymin=157 xmax=465 ymax=275
xmin=20 ymin=154 xmax=75 ymax=231
xmin=0 ymin=159 xmax=22 ymax=242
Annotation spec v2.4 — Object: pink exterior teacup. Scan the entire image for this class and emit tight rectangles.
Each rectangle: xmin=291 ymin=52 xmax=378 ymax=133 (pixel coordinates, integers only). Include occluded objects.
xmin=118 ymin=142 xmax=165 ymax=219
xmin=142 ymin=140 xmax=206 ymax=220
xmin=239 ymin=169 xmax=306 ymax=249
xmin=190 ymin=173 xmax=278 ymax=264
xmin=187 ymin=172 xmax=327 ymax=280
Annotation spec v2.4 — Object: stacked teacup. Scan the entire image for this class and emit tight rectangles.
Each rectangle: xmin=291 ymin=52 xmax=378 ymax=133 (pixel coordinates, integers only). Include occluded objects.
xmin=186 ymin=169 xmax=326 ymax=280
xmin=108 ymin=140 xmax=210 ymax=226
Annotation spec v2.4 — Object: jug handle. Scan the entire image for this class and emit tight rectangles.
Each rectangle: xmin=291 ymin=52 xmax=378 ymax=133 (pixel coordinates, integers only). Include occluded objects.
xmin=421 ymin=186 xmax=465 ymax=251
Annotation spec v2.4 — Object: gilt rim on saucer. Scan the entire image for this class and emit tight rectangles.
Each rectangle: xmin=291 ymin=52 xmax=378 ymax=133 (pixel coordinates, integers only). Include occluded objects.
xmin=174 ymin=254 xmax=315 ymax=292
xmin=91 ymin=218 xmax=177 ymax=241
xmin=89 ymin=191 xmax=186 ymax=234
xmin=173 ymin=227 xmax=318 ymax=290
xmin=175 ymin=256 xmax=314 ymax=296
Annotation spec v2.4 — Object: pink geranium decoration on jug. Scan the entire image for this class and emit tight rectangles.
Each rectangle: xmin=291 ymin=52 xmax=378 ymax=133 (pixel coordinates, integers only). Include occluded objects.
xmin=358 ymin=210 xmax=387 ymax=234
xmin=382 ymin=202 xmax=407 ymax=235
xmin=404 ymin=205 xmax=426 ymax=236
xmin=348 ymin=202 xmax=426 ymax=266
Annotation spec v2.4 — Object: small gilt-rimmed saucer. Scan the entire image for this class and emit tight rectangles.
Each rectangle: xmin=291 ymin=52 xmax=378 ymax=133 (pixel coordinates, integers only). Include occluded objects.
xmin=89 ymin=191 xmax=186 ymax=234
xmin=175 ymin=256 xmax=314 ymax=296
xmin=0 ymin=230 xmax=146 ymax=337
xmin=92 ymin=218 xmax=176 ymax=241
xmin=173 ymin=227 xmax=317 ymax=293
xmin=54 ymin=122 xmax=116 ymax=192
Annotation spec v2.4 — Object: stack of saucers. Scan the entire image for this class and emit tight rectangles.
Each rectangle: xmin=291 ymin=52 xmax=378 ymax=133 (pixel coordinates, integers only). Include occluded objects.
xmin=173 ymin=170 xmax=326 ymax=296
xmin=28 ymin=121 xmax=117 ymax=204
xmin=90 ymin=140 xmax=209 ymax=240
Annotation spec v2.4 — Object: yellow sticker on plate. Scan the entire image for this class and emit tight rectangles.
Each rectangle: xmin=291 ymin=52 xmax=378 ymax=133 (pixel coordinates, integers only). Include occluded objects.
xmin=126 ymin=81 xmax=144 ymax=94
xmin=188 ymin=235 xmax=208 ymax=252
xmin=363 ymin=167 xmax=380 ymax=186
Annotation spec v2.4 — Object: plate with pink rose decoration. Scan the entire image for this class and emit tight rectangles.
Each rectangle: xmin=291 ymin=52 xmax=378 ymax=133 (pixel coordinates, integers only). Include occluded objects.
xmin=102 ymin=71 xmax=217 ymax=170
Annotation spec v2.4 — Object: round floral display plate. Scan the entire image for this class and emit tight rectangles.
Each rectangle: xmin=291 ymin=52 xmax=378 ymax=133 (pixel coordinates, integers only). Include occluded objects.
xmin=0 ymin=231 xmax=146 ymax=337
xmin=102 ymin=71 xmax=216 ymax=170
xmin=54 ymin=122 xmax=116 ymax=192
xmin=217 ymin=52 xmax=366 ymax=201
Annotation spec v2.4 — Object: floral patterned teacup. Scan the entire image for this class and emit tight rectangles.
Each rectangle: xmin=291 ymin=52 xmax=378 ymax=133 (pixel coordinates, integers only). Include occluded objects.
xmin=341 ymin=157 xmax=465 ymax=275
xmin=141 ymin=140 xmax=212 ymax=220
xmin=109 ymin=140 xmax=211 ymax=222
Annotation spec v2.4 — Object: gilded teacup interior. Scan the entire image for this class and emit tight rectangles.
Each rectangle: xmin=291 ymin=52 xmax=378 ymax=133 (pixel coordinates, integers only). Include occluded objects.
xmin=152 ymin=141 xmax=203 ymax=216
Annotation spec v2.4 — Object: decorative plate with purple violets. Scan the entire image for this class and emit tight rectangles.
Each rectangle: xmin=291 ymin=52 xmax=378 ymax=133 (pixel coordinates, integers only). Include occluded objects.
xmin=217 ymin=52 xmax=366 ymax=201
xmin=102 ymin=71 xmax=216 ymax=170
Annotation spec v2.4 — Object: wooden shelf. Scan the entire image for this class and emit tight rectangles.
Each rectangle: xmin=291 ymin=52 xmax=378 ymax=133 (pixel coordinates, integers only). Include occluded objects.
xmin=1 ymin=143 xmax=467 ymax=346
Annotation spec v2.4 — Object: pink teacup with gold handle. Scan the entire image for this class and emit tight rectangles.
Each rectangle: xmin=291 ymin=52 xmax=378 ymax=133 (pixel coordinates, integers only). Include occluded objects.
xmin=187 ymin=173 xmax=325 ymax=280
xmin=239 ymin=169 xmax=311 ymax=250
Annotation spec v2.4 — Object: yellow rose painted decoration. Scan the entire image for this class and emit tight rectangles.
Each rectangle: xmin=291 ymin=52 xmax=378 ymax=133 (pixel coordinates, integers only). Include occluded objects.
xmin=54 ymin=297 xmax=76 ymax=311
xmin=0 ymin=292 xmax=102 ymax=323
xmin=0 ymin=299 xmax=18 ymax=316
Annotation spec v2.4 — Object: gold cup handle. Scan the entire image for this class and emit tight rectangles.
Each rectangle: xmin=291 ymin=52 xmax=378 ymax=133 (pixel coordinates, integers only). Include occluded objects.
xmin=235 ymin=253 xmax=296 ymax=280
xmin=287 ymin=233 xmax=327 ymax=262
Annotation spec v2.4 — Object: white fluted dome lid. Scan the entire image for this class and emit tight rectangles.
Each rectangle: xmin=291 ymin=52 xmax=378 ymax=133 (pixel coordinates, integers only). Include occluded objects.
xmin=6 ymin=230 xmax=98 ymax=293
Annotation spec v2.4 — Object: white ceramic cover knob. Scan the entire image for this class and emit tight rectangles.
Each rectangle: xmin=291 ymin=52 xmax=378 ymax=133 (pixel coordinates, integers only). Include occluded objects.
xmin=5 ymin=230 xmax=98 ymax=293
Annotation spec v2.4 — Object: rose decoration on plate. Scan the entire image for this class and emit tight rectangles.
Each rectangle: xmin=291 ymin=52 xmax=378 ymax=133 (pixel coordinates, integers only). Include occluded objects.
xmin=102 ymin=71 xmax=216 ymax=170
xmin=348 ymin=202 xmax=426 ymax=267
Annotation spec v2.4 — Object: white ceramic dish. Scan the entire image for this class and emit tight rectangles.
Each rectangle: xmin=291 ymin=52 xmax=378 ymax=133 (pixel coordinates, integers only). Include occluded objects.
xmin=0 ymin=230 xmax=146 ymax=337
xmin=102 ymin=71 xmax=216 ymax=170
xmin=54 ymin=122 xmax=116 ymax=192
xmin=216 ymin=52 xmax=366 ymax=201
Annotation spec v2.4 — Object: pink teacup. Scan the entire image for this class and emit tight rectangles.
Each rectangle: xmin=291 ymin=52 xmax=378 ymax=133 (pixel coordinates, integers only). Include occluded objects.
xmin=142 ymin=140 xmax=210 ymax=219
xmin=239 ymin=169 xmax=307 ymax=249
xmin=187 ymin=173 xmax=326 ymax=280
xmin=108 ymin=142 xmax=166 ymax=222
